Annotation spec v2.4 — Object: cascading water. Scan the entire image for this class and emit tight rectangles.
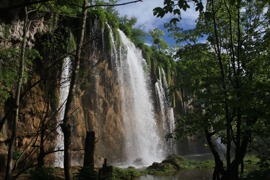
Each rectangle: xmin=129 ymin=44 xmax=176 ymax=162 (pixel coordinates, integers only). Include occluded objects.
xmin=106 ymin=23 xmax=118 ymax=68
xmin=54 ymin=57 xmax=71 ymax=167
xmin=160 ymin=68 xmax=175 ymax=137
xmin=155 ymin=69 xmax=167 ymax=131
xmin=155 ymin=68 xmax=175 ymax=152
xmin=116 ymin=30 xmax=166 ymax=165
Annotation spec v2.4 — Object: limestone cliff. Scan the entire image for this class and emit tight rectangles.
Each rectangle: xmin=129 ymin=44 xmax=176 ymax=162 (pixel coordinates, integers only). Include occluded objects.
xmin=0 ymin=13 xmax=126 ymax=173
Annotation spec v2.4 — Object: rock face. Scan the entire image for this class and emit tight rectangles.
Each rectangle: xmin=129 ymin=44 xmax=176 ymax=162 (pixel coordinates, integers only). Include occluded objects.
xmin=72 ymin=41 xmax=125 ymax=164
xmin=0 ymin=16 xmax=126 ymax=173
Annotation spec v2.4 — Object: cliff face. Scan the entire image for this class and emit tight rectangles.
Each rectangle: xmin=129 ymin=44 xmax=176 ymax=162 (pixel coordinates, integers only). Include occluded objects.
xmin=0 ymin=16 xmax=58 ymax=172
xmin=71 ymin=37 xmax=126 ymax=164
xmin=80 ymin=56 xmax=125 ymax=162
xmin=0 ymin=14 xmax=126 ymax=172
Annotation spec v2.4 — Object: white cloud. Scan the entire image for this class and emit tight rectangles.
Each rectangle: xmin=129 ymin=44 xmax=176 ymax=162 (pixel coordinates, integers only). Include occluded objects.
xmin=115 ymin=0 xmax=165 ymax=31
xmin=112 ymin=0 xmax=203 ymax=46
xmin=115 ymin=0 xmax=200 ymax=31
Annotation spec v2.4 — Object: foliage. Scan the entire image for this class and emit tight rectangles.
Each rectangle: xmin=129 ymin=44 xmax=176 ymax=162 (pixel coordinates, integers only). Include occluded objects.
xmin=118 ymin=15 xmax=146 ymax=44
xmin=30 ymin=167 xmax=54 ymax=180
xmin=75 ymin=166 xmax=98 ymax=180
xmin=106 ymin=11 xmax=119 ymax=28
xmin=153 ymin=0 xmax=204 ymax=24
xmin=149 ymin=28 xmax=168 ymax=52
xmin=0 ymin=48 xmax=41 ymax=103
xmin=146 ymin=163 xmax=176 ymax=176
xmin=12 ymin=151 xmax=22 ymax=161
xmin=155 ymin=0 xmax=270 ymax=179
xmin=0 ymin=48 xmax=20 ymax=102
xmin=111 ymin=167 xmax=140 ymax=180
xmin=35 ymin=23 xmax=71 ymax=69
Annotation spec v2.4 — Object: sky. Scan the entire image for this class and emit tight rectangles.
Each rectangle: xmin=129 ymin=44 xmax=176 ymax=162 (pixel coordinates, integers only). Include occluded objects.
xmin=114 ymin=0 xmax=201 ymax=46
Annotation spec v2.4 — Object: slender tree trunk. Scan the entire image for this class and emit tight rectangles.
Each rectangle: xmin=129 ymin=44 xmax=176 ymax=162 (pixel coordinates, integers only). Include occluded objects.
xmin=83 ymin=131 xmax=95 ymax=169
xmin=62 ymin=1 xmax=88 ymax=179
xmin=5 ymin=7 xmax=28 ymax=180
xmin=210 ymin=0 xmax=231 ymax=178
xmin=205 ymin=130 xmax=225 ymax=180
xmin=37 ymin=116 xmax=46 ymax=167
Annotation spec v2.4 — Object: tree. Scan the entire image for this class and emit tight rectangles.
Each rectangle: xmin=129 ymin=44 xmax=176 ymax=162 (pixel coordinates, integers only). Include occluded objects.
xmin=149 ymin=28 xmax=168 ymax=52
xmin=155 ymin=0 xmax=270 ymax=179
xmin=4 ymin=6 xmax=29 ymax=180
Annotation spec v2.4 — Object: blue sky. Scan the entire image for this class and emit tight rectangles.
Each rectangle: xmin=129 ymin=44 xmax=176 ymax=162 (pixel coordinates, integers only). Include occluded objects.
xmin=115 ymin=0 xmax=201 ymax=46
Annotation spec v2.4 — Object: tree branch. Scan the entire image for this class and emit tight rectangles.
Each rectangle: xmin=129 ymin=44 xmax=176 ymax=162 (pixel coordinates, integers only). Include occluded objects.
xmin=0 ymin=0 xmax=52 ymax=11
xmin=86 ymin=0 xmax=142 ymax=9
xmin=0 ymin=0 xmax=143 ymax=11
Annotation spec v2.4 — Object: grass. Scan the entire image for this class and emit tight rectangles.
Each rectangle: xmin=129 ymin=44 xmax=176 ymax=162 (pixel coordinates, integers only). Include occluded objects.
xmin=110 ymin=155 xmax=269 ymax=179
xmin=111 ymin=157 xmax=215 ymax=178
xmin=17 ymin=155 xmax=267 ymax=179
xmin=111 ymin=167 xmax=141 ymax=180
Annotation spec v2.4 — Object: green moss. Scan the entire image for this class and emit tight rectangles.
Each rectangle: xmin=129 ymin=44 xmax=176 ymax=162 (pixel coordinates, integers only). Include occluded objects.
xmin=111 ymin=167 xmax=141 ymax=180
xmin=105 ymin=12 xmax=119 ymax=29
xmin=138 ymin=43 xmax=153 ymax=67
xmin=89 ymin=8 xmax=107 ymax=28
xmin=0 ymin=48 xmax=40 ymax=102
xmin=103 ymin=23 xmax=112 ymax=53
xmin=145 ymin=163 xmax=176 ymax=176
xmin=119 ymin=24 xmax=132 ymax=38
xmin=67 ymin=32 xmax=76 ymax=53
xmin=30 ymin=167 xmax=54 ymax=180
xmin=103 ymin=23 xmax=121 ymax=56
xmin=112 ymin=27 xmax=121 ymax=48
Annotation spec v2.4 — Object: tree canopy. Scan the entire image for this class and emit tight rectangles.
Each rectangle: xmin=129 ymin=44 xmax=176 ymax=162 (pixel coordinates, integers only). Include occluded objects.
xmin=155 ymin=0 xmax=270 ymax=179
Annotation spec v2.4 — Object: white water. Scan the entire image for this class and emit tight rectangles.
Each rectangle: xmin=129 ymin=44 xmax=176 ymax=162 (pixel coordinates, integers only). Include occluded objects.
xmin=155 ymin=68 xmax=175 ymax=151
xmin=54 ymin=57 xmax=71 ymax=167
xmin=117 ymin=30 xmax=165 ymax=165
xmin=106 ymin=23 xmax=118 ymax=68
xmin=160 ymin=68 xmax=175 ymax=136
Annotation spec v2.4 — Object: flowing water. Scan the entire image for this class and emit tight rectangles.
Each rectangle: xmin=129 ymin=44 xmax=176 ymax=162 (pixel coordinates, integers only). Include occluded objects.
xmin=117 ymin=30 xmax=166 ymax=166
xmin=54 ymin=28 xmax=175 ymax=167
xmin=155 ymin=68 xmax=175 ymax=152
xmin=54 ymin=57 xmax=71 ymax=167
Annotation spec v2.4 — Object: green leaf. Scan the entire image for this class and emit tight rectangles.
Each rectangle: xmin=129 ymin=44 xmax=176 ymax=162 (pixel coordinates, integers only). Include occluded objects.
xmin=173 ymin=9 xmax=181 ymax=15
xmin=170 ymin=18 xmax=180 ymax=24
xmin=153 ymin=7 xmax=165 ymax=18
xmin=204 ymin=12 xmax=212 ymax=21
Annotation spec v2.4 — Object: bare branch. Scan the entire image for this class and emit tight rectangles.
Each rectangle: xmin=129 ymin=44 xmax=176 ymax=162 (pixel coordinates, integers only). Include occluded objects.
xmin=0 ymin=0 xmax=143 ymax=11
xmin=86 ymin=0 xmax=143 ymax=9
xmin=0 ymin=0 xmax=52 ymax=11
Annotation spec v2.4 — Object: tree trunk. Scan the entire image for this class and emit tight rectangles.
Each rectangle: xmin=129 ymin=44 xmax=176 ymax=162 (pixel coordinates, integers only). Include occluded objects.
xmin=205 ymin=130 xmax=225 ymax=180
xmin=62 ymin=1 xmax=88 ymax=179
xmin=5 ymin=7 xmax=28 ymax=180
xmin=83 ymin=131 xmax=95 ymax=169
xmin=210 ymin=0 xmax=232 ymax=178
xmin=37 ymin=119 xmax=45 ymax=167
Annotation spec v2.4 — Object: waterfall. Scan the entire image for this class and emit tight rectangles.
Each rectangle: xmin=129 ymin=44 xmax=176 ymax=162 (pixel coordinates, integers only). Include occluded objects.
xmin=54 ymin=57 xmax=71 ymax=167
xmin=155 ymin=68 xmax=175 ymax=152
xmin=161 ymin=68 xmax=175 ymax=136
xmin=116 ymin=30 xmax=165 ymax=165
xmin=106 ymin=23 xmax=118 ymax=68
xmin=155 ymin=68 xmax=167 ymax=130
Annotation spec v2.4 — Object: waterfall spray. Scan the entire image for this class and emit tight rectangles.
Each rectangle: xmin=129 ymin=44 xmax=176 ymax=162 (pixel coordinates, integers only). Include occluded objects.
xmin=117 ymin=30 xmax=165 ymax=165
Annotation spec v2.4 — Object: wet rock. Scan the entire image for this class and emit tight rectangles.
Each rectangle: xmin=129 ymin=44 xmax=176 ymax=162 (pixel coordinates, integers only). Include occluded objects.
xmin=147 ymin=154 xmax=183 ymax=172
xmin=133 ymin=158 xmax=145 ymax=165
xmin=162 ymin=154 xmax=184 ymax=170
xmin=147 ymin=162 xmax=168 ymax=170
